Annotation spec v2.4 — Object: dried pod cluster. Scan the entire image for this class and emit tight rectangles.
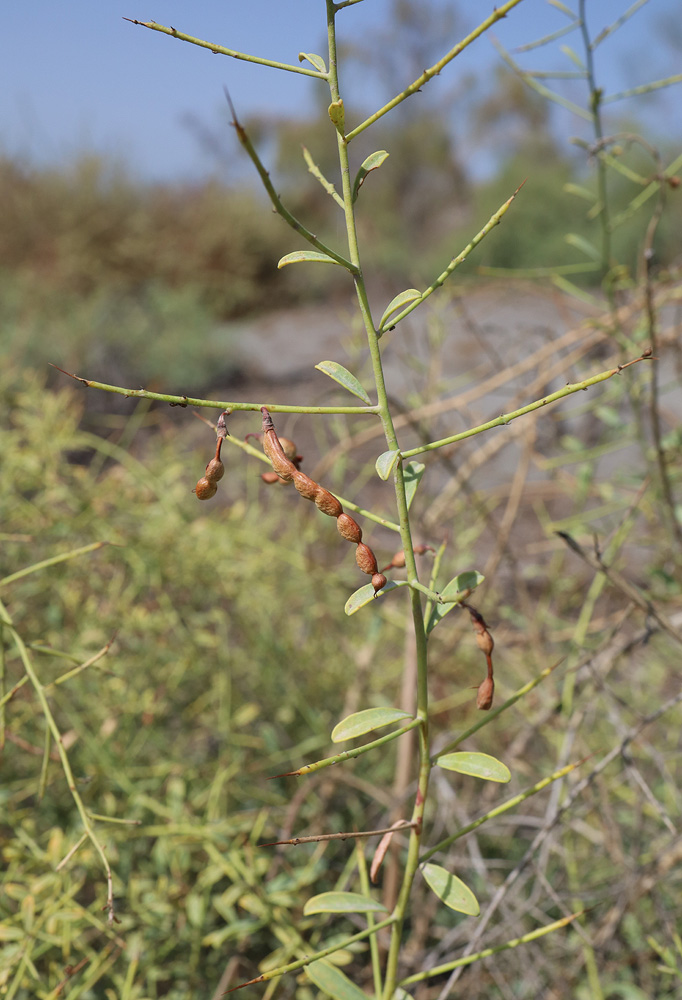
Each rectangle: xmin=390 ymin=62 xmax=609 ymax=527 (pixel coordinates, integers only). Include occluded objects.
xmin=193 ymin=411 xmax=228 ymax=501
xmin=463 ymin=603 xmax=495 ymax=711
xmin=261 ymin=407 xmax=387 ymax=593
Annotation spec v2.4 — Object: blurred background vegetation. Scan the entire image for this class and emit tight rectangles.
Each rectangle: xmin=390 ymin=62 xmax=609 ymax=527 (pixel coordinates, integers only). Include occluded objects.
xmin=2 ymin=1 xmax=682 ymax=998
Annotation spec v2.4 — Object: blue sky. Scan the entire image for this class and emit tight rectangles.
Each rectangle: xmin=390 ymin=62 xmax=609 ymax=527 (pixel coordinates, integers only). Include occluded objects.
xmin=2 ymin=1 xmax=680 ymax=181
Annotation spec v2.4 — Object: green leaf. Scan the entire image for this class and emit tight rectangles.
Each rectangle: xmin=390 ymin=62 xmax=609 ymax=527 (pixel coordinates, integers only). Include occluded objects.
xmin=315 ymin=361 xmax=372 ymax=404
xmin=404 ymin=461 xmax=425 ymax=510
xmin=421 ymin=863 xmax=479 ymax=916
xmin=352 ymin=150 xmax=389 ymax=202
xmin=564 ymin=233 xmax=601 ymax=261
xmin=307 ymin=960 xmax=370 ymax=1000
xmin=332 ymin=707 xmax=412 ymax=743
xmin=344 ymin=580 xmax=406 ymax=616
xmin=376 ymin=449 xmax=400 ymax=480
xmin=277 ymin=250 xmax=344 ymax=269
xmin=304 ymin=892 xmax=387 ymax=915
xmin=379 ymin=288 xmax=422 ymax=331
xmin=392 ymin=991 xmax=414 ymax=1000
xmin=298 ymin=52 xmax=327 ymax=73
xmin=426 ymin=571 xmax=484 ymax=633
xmin=436 ymin=751 xmax=511 ymax=783
xmin=328 ymin=99 xmax=345 ymax=134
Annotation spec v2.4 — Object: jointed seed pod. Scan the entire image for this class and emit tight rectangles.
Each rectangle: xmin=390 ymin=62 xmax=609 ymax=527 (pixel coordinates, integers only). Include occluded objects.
xmin=355 ymin=542 xmax=379 ymax=577
xmin=205 ymin=457 xmax=224 ymax=483
xmin=292 ymin=470 xmax=318 ymax=501
xmin=463 ymin=602 xmax=495 ymax=711
xmin=336 ymin=513 xmax=362 ymax=543
xmin=194 ymin=476 xmax=217 ymax=500
xmin=260 ymin=407 xmax=384 ymax=592
xmin=314 ymin=487 xmax=343 ymax=518
xmin=476 ymin=675 xmax=494 ymax=711
xmin=194 ymin=435 xmax=225 ymax=500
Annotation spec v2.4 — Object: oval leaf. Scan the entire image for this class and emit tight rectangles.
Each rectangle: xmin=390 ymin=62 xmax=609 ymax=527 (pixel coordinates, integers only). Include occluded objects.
xmin=436 ymin=751 xmax=511 ymax=783
xmin=376 ymin=449 xmax=400 ymax=480
xmin=315 ymin=361 xmax=371 ymax=404
xmin=278 ymin=250 xmax=344 ymax=269
xmin=307 ymin=960 xmax=370 ymax=1000
xmin=344 ymin=579 xmax=405 ymax=616
xmin=421 ymin=863 xmax=479 ymax=916
xmin=298 ymin=52 xmax=327 ymax=73
xmin=304 ymin=891 xmax=387 ymax=915
xmin=379 ymin=289 xmax=422 ymax=331
xmin=352 ymin=150 xmax=389 ymax=202
xmin=404 ymin=461 xmax=425 ymax=510
xmin=332 ymin=707 xmax=412 ymax=743
xmin=328 ymin=99 xmax=345 ymax=134
xmin=426 ymin=570 xmax=484 ymax=633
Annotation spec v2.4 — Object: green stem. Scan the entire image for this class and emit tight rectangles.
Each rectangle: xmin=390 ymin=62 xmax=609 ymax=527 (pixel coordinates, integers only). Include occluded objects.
xmin=124 ymin=20 xmax=329 ymax=79
xmin=579 ymin=0 xmax=611 ymax=279
xmin=345 ymin=0 xmax=526 ymax=141
xmin=325 ymin=6 xmax=431 ymax=995
xmin=401 ymin=354 xmax=651 ymax=458
xmin=51 ymin=370 xmax=378 ymax=414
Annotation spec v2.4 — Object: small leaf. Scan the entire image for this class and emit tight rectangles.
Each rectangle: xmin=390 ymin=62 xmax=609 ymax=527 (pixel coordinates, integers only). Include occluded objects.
xmin=426 ymin=571 xmax=484 ymax=633
xmin=352 ymin=150 xmax=389 ymax=202
xmin=404 ymin=461 xmax=425 ymax=510
xmin=307 ymin=960 xmax=370 ymax=1000
xmin=304 ymin=892 xmax=387 ymax=915
xmin=436 ymin=751 xmax=511 ymax=783
xmin=315 ymin=361 xmax=371 ymax=404
xmin=328 ymin=99 xmax=345 ymax=134
xmin=379 ymin=288 xmax=422 ymax=331
xmin=422 ymin=863 xmax=479 ymax=916
xmin=564 ymin=233 xmax=601 ymax=261
xmin=278 ymin=250 xmax=344 ymax=269
xmin=376 ymin=449 xmax=400 ymax=480
xmin=332 ymin=707 xmax=412 ymax=743
xmin=344 ymin=579 xmax=406 ymax=616
xmin=392 ymin=991 xmax=414 ymax=1000
xmin=298 ymin=52 xmax=327 ymax=73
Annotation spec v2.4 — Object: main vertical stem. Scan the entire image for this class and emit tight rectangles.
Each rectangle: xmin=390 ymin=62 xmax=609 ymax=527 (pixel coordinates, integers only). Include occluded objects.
xmin=326 ymin=4 xmax=432 ymax=995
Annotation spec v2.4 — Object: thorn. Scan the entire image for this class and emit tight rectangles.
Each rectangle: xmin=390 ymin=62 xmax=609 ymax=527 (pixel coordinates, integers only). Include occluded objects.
xmin=49 ymin=363 xmax=90 ymax=386
xmin=266 ymin=770 xmax=301 ymax=780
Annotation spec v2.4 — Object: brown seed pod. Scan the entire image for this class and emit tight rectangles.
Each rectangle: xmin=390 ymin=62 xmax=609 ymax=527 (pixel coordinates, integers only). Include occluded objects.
xmin=336 ymin=512 xmax=362 ymax=543
xmin=314 ymin=487 xmax=343 ymax=518
xmin=356 ymin=542 xmax=379 ymax=576
xmin=261 ymin=471 xmax=282 ymax=484
xmin=371 ymin=573 xmax=387 ymax=593
xmin=292 ymin=470 xmax=318 ymax=501
xmin=194 ymin=476 xmax=217 ymax=500
xmin=261 ymin=408 xmax=296 ymax=482
xmin=475 ymin=630 xmax=494 ymax=656
xmin=476 ymin=676 xmax=494 ymax=711
xmin=205 ymin=457 xmax=225 ymax=483
xmin=278 ymin=437 xmax=300 ymax=464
